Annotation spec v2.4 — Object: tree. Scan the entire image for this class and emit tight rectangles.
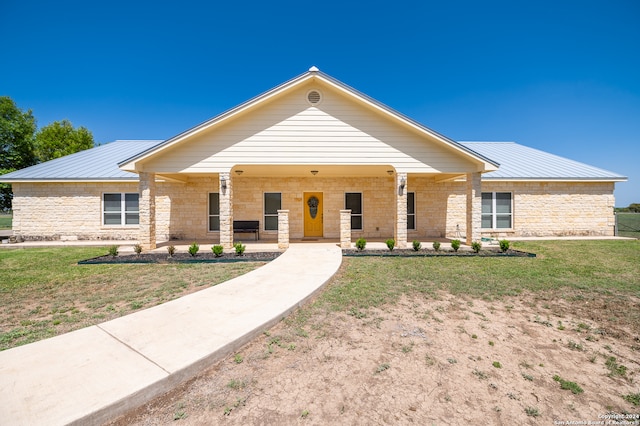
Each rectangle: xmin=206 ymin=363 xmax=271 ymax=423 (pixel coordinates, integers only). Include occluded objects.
xmin=629 ymin=203 xmax=640 ymax=213
xmin=34 ymin=119 xmax=94 ymax=162
xmin=0 ymin=96 xmax=37 ymax=210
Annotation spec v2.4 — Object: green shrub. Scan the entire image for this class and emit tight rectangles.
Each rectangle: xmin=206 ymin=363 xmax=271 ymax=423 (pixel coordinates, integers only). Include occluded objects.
xmin=451 ymin=239 xmax=461 ymax=252
xmin=167 ymin=245 xmax=176 ymax=257
xmin=471 ymin=241 xmax=482 ymax=253
xmin=432 ymin=241 xmax=441 ymax=251
xmin=386 ymin=238 xmax=395 ymax=251
xmin=553 ymin=375 xmax=583 ymax=394
xmin=188 ymin=242 xmax=199 ymax=257
xmin=412 ymin=240 xmax=422 ymax=251
xmin=234 ymin=242 xmax=246 ymax=255
xmin=355 ymin=238 xmax=367 ymax=251
xmin=212 ymin=245 xmax=224 ymax=257
xmin=499 ymin=239 xmax=510 ymax=252
xmin=107 ymin=245 xmax=119 ymax=257
xmin=133 ymin=244 xmax=143 ymax=255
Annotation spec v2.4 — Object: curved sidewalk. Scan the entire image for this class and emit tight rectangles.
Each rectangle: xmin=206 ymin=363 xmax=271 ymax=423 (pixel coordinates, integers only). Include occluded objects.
xmin=0 ymin=243 xmax=343 ymax=426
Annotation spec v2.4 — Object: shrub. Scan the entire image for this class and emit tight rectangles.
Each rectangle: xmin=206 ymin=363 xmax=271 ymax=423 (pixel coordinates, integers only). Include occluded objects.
xmin=412 ymin=240 xmax=422 ymax=251
xmin=212 ymin=244 xmax=224 ymax=257
xmin=451 ymin=239 xmax=461 ymax=252
xmin=107 ymin=245 xmax=119 ymax=257
xmin=234 ymin=242 xmax=246 ymax=256
xmin=355 ymin=238 xmax=367 ymax=251
xmin=133 ymin=244 xmax=143 ymax=255
xmin=167 ymin=245 xmax=176 ymax=257
xmin=499 ymin=239 xmax=510 ymax=252
xmin=471 ymin=241 xmax=482 ymax=253
xmin=385 ymin=238 xmax=395 ymax=251
xmin=188 ymin=242 xmax=199 ymax=257
xmin=432 ymin=241 xmax=441 ymax=251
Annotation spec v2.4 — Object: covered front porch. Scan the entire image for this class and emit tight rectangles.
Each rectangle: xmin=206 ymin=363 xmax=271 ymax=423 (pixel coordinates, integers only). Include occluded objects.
xmin=136 ymin=165 xmax=484 ymax=251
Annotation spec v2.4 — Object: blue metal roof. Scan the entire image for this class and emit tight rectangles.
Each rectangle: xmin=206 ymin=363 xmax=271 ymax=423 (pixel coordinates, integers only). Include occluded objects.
xmin=460 ymin=142 xmax=626 ymax=180
xmin=0 ymin=139 xmax=626 ymax=182
xmin=0 ymin=140 xmax=163 ymax=181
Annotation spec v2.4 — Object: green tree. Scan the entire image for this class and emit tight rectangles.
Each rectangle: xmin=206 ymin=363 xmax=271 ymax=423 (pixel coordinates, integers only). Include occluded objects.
xmin=629 ymin=203 xmax=640 ymax=213
xmin=0 ymin=96 xmax=37 ymax=210
xmin=34 ymin=119 xmax=94 ymax=162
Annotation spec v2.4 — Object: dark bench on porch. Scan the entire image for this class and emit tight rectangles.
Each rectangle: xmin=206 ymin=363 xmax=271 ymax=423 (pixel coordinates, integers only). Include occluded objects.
xmin=233 ymin=220 xmax=260 ymax=241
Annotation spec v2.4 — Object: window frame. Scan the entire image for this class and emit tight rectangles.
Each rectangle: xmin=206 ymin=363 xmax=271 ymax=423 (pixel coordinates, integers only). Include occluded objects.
xmin=208 ymin=192 xmax=220 ymax=232
xmin=481 ymin=192 xmax=513 ymax=229
xmin=102 ymin=192 xmax=139 ymax=226
xmin=345 ymin=192 xmax=363 ymax=230
xmin=407 ymin=191 xmax=416 ymax=230
xmin=264 ymin=192 xmax=281 ymax=231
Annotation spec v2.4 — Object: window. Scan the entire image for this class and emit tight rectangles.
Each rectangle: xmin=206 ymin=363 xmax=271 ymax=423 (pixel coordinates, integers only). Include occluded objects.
xmin=407 ymin=192 xmax=416 ymax=230
xmin=208 ymin=193 xmax=220 ymax=231
xmin=103 ymin=193 xmax=139 ymax=225
xmin=481 ymin=192 xmax=512 ymax=229
xmin=345 ymin=192 xmax=362 ymax=230
xmin=264 ymin=193 xmax=281 ymax=231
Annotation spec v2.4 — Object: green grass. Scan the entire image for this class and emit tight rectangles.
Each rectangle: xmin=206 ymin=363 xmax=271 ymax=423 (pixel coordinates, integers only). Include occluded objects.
xmin=617 ymin=213 xmax=640 ymax=238
xmin=0 ymin=213 xmax=11 ymax=230
xmin=318 ymin=240 xmax=640 ymax=333
xmin=0 ymin=247 xmax=265 ymax=350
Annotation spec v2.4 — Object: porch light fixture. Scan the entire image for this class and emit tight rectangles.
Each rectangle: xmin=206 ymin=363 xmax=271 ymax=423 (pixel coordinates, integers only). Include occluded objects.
xmin=235 ymin=170 xmax=243 ymax=175
xmin=220 ymin=176 xmax=227 ymax=191
xmin=310 ymin=170 xmax=318 ymax=175
xmin=387 ymin=170 xmax=394 ymax=176
xmin=399 ymin=176 xmax=406 ymax=195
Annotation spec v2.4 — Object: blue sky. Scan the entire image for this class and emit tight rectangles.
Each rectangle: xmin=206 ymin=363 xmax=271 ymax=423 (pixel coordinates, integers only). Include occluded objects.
xmin=1 ymin=0 xmax=638 ymax=206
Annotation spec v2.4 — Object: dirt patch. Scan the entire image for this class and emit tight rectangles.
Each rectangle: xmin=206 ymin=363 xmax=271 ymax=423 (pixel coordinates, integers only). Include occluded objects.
xmin=107 ymin=292 xmax=640 ymax=425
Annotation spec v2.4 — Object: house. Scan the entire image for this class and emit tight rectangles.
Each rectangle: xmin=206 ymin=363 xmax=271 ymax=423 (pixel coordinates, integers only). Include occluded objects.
xmin=0 ymin=67 xmax=627 ymax=249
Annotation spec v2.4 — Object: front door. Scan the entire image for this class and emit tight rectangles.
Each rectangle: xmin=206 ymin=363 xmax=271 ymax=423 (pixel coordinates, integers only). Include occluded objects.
xmin=303 ymin=192 xmax=323 ymax=237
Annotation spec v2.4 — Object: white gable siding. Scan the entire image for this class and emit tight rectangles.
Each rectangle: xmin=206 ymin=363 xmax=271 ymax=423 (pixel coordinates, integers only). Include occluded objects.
xmin=141 ymin=84 xmax=478 ymax=174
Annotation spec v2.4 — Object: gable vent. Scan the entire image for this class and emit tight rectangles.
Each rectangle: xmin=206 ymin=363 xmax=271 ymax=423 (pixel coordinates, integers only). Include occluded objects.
xmin=307 ymin=90 xmax=321 ymax=105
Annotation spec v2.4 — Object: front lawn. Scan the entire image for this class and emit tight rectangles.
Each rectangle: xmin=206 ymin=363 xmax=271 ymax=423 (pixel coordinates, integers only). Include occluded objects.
xmin=0 ymin=247 xmax=265 ymax=350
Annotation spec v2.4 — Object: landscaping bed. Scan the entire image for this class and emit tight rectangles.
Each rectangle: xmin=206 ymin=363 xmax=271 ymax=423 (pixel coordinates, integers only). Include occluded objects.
xmin=343 ymin=248 xmax=535 ymax=257
xmin=79 ymin=251 xmax=282 ymax=264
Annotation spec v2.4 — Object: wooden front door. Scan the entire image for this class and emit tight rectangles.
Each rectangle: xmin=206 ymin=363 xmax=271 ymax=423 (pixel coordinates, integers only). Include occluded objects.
xmin=303 ymin=192 xmax=323 ymax=237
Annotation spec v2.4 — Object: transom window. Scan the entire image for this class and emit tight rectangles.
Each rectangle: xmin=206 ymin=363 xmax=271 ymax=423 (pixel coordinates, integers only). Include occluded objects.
xmin=264 ymin=193 xmax=281 ymax=231
xmin=208 ymin=193 xmax=220 ymax=231
xmin=345 ymin=192 xmax=363 ymax=230
xmin=407 ymin=192 xmax=415 ymax=230
xmin=481 ymin=192 xmax=512 ymax=229
xmin=103 ymin=193 xmax=139 ymax=226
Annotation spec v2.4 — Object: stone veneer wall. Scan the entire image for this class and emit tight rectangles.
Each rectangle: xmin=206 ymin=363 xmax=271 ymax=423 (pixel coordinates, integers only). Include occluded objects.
xmin=10 ymin=177 xmax=616 ymax=241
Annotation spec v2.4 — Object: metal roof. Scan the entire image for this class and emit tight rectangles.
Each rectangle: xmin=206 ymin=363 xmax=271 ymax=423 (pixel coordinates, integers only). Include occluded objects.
xmin=0 ymin=139 xmax=626 ymax=183
xmin=0 ymin=140 xmax=163 ymax=181
xmin=460 ymin=142 xmax=627 ymax=181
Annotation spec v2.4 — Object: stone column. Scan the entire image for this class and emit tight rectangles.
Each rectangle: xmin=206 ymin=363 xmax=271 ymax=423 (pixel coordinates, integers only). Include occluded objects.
xmin=394 ymin=172 xmax=408 ymax=249
xmin=277 ymin=210 xmax=289 ymax=250
xmin=138 ymin=172 xmax=156 ymax=250
xmin=340 ymin=209 xmax=352 ymax=248
xmin=219 ymin=171 xmax=233 ymax=250
xmin=466 ymin=172 xmax=482 ymax=245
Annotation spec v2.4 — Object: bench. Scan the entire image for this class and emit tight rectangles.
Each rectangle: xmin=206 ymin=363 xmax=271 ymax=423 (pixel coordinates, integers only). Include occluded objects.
xmin=233 ymin=220 xmax=260 ymax=241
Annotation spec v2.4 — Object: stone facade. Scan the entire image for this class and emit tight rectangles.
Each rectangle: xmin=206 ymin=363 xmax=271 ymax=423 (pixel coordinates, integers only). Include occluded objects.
xmin=10 ymin=176 xmax=616 ymax=242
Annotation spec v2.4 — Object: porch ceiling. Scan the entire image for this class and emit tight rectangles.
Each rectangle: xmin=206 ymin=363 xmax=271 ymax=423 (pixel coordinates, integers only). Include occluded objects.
xmin=235 ymin=165 xmax=398 ymax=178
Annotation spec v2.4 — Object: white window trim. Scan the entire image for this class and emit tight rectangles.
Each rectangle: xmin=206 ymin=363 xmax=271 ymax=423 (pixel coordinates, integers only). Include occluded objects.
xmin=481 ymin=192 xmax=513 ymax=230
xmin=102 ymin=193 xmax=139 ymax=227
xmin=264 ymin=192 xmax=281 ymax=232
xmin=208 ymin=192 xmax=220 ymax=232
xmin=345 ymin=192 xmax=363 ymax=231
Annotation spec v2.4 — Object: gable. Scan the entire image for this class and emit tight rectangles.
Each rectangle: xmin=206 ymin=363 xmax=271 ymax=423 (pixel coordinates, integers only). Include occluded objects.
xmin=122 ymin=70 xmax=497 ymax=176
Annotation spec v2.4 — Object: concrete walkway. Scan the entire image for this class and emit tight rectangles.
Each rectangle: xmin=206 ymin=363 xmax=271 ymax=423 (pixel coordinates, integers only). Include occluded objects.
xmin=0 ymin=243 xmax=343 ymax=426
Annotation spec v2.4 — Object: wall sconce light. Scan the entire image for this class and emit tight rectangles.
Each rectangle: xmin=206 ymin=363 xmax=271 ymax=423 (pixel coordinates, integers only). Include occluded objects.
xmin=220 ymin=175 xmax=227 ymax=191
xmin=399 ymin=176 xmax=406 ymax=195
xmin=235 ymin=170 xmax=243 ymax=175
xmin=310 ymin=170 xmax=318 ymax=175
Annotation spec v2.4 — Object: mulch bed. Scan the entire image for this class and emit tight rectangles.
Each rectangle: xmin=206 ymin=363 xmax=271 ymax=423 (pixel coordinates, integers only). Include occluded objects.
xmin=79 ymin=252 xmax=282 ymax=264
xmin=343 ymin=248 xmax=535 ymax=257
